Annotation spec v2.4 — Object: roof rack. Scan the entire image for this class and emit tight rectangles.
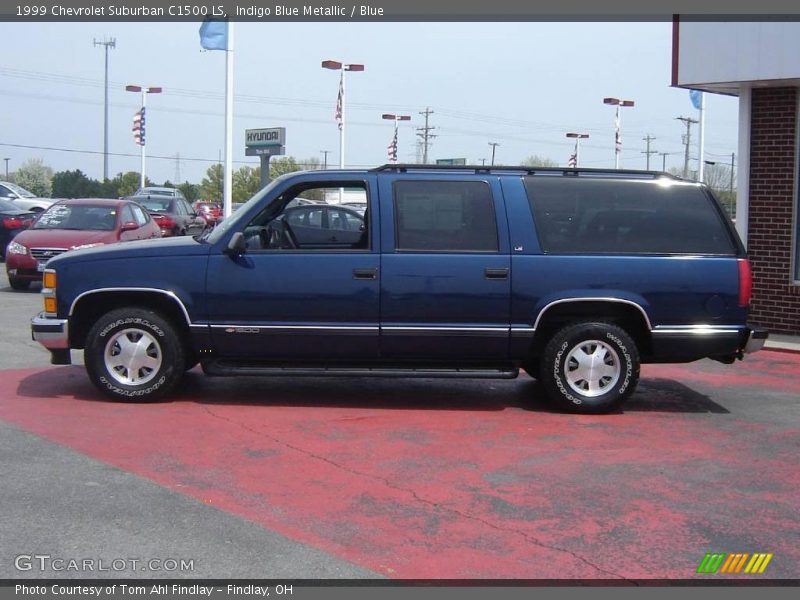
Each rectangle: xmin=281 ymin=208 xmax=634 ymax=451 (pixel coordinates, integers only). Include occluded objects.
xmin=370 ymin=163 xmax=681 ymax=180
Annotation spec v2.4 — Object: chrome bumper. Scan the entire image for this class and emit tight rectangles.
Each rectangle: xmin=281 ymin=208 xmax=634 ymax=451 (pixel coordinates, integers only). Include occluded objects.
xmin=744 ymin=327 xmax=768 ymax=353
xmin=31 ymin=312 xmax=69 ymax=350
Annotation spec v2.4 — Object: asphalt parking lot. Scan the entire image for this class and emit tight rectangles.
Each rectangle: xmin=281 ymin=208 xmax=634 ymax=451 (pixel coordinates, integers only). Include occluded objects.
xmin=0 ymin=268 xmax=798 ymax=580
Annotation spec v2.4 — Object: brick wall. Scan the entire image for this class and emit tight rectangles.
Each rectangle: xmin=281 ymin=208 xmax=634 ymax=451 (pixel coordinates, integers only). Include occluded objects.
xmin=748 ymin=87 xmax=800 ymax=335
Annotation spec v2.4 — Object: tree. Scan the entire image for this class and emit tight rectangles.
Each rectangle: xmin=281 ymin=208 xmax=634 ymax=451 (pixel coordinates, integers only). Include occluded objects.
xmin=703 ymin=163 xmax=736 ymax=218
xmin=268 ymin=156 xmax=302 ymax=179
xmin=177 ymin=182 xmax=200 ymax=202
xmin=51 ymin=170 xmax=100 ymax=198
xmin=199 ymin=164 xmax=223 ymax=202
xmin=233 ymin=166 xmax=261 ymax=203
xmin=521 ymin=155 xmax=559 ymax=168
xmin=112 ymin=171 xmax=147 ymax=197
xmin=13 ymin=158 xmax=53 ymax=197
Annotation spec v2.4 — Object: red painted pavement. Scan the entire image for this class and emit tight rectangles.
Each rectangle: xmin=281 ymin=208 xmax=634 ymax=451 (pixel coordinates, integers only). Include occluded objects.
xmin=1 ymin=352 xmax=798 ymax=580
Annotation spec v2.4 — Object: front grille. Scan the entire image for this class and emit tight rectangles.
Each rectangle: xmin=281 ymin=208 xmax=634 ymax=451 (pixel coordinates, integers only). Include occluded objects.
xmin=30 ymin=247 xmax=68 ymax=262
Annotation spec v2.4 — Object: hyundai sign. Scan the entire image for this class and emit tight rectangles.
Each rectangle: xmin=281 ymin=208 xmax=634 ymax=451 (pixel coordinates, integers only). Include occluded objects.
xmin=245 ymin=127 xmax=286 ymax=157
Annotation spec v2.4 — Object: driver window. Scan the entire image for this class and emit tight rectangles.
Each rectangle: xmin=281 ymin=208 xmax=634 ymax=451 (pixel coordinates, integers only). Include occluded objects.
xmin=243 ymin=182 xmax=369 ymax=252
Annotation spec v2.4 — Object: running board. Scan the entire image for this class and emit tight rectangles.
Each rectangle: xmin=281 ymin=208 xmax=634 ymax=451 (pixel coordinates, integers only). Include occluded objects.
xmin=203 ymin=361 xmax=519 ymax=379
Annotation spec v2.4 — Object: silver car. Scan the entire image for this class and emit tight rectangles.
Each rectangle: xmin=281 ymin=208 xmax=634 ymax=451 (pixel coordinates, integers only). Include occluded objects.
xmin=0 ymin=181 xmax=54 ymax=212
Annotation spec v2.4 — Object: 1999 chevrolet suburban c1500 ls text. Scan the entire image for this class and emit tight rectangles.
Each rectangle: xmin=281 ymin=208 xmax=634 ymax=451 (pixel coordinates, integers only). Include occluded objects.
xmin=30 ymin=165 xmax=768 ymax=413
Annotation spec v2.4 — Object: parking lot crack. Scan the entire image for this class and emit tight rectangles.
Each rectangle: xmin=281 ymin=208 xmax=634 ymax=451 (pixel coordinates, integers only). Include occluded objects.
xmin=199 ymin=405 xmax=633 ymax=581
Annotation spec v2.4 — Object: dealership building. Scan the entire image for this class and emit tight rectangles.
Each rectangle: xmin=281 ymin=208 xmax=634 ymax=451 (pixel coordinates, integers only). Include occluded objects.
xmin=673 ymin=20 xmax=800 ymax=335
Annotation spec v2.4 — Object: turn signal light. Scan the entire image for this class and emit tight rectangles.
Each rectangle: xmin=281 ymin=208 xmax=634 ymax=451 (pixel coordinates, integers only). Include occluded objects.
xmin=43 ymin=271 xmax=57 ymax=289
xmin=44 ymin=297 xmax=57 ymax=313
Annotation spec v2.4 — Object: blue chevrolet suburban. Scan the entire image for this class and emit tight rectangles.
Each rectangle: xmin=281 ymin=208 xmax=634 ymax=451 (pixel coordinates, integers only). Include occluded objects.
xmin=31 ymin=165 xmax=767 ymax=413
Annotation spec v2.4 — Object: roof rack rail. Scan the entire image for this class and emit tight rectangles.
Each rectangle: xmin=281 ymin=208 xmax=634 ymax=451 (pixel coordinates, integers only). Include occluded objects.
xmin=370 ymin=163 xmax=680 ymax=180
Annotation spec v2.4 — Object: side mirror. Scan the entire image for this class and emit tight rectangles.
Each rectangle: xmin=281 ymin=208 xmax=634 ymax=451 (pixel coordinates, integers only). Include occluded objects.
xmin=224 ymin=231 xmax=247 ymax=257
xmin=120 ymin=221 xmax=139 ymax=232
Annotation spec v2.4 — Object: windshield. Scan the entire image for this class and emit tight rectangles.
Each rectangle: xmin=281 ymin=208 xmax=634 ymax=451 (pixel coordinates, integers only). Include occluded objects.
xmin=203 ymin=175 xmax=290 ymax=244
xmin=138 ymin=198 xmax=173 ymax=213
xmin=33 ymin=204 xmax=118 ymax=231
xmin=3 ymin=182 xmax=36 ymax=198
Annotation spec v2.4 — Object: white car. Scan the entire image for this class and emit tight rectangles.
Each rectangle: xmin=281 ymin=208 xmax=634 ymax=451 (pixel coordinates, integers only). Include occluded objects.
xmin=0 ymin=181 xmax=54 ymax=212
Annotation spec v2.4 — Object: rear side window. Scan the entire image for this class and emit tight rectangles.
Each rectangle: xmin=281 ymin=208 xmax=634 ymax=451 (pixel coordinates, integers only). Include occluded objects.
xmin=524 ymin=177 xmax=737 ymax=255
xmin=394 ymin=180 xmax=498 ymax=252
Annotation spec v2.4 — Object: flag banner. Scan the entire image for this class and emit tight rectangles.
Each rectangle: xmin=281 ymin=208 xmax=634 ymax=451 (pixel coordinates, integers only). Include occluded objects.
xmin=335 ymin=71 xmax=344 ymax=130
xmin=614 ymin=110 xmax=621 ymax=155
xmin=132 ymin=108 xmax=146 ymax=146
xmin=199 ymin=20 xmax=228 ymax=51
xmin=387 ymin=126 xmax=398 ymax=163
xmin=690 ymin=89 xmax=703 ymax=110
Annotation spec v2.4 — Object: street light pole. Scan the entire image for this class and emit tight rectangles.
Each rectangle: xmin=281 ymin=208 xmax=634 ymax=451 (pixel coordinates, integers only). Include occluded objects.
xmin=320 ymin=150 xmax=329 ymax=170
xmin=566 ymin=133 xmax=589 ymax=167
xmin=94 ymin=37 xmax=115 ymax=181
xmin=603 ymin=97 xmax=634 ymax=168
xmin=3 ymin=158 xmax=9 ymax=180
xmin=322 ymin=60 xmax=364 ymax=170
xmin=125 ymin=84 xmax=162 ymax=189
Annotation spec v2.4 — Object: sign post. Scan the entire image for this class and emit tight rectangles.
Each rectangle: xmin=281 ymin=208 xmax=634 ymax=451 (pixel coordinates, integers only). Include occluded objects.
xmin=245 ymin=127 xmax=286 ymax=189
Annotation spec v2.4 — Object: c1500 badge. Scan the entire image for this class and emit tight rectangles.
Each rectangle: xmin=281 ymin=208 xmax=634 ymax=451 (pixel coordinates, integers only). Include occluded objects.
xmin=225 ymin=328 xmax=260 ymax=334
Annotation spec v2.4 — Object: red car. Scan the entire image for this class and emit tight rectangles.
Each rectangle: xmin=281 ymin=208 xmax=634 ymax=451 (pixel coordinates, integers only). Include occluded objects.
xmin=192 ymin=201 xmax=222 ymax=227
xmin=5 ymin=198 xmax=161 ymax=290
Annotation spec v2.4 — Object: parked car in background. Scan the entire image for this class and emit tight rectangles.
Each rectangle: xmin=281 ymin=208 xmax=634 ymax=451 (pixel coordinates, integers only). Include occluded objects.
xmin=133 ymin=186 xmax=186 ymax=200
xmin=5 ymin=198 xmax=161 ymax=290
xmin=0 ymin=199 xmax=36 ymax=260
xmin=256 ymin=203 xmax=366 ymax=249
xmin=128 ymin=194 xmax=206 ymax=237
xmin=0 ymin=181 xmax=54 ymax=212
xmin=192 ymin=201 xmax=222 ymax=227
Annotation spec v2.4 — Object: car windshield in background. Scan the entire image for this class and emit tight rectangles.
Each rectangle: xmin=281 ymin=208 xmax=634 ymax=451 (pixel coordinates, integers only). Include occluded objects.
xmin=135 ymin=188 xmax=176 ymax=197
xmin=33 ymin=204 xmax=118 ymax=231
xmin=138 ymin=198 xmax=173 ymax=213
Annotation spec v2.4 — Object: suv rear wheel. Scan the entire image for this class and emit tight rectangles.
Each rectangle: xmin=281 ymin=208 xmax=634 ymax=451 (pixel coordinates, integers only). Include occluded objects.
xmin=539 ymin=322 xmax=640 ymax=414
xmin=84 ymin=307 xmax=186 ymax=402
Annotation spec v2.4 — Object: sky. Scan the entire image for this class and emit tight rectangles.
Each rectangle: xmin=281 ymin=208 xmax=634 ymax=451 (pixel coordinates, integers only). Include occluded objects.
xmin=0 ymin=21 xmax=740 ymax=186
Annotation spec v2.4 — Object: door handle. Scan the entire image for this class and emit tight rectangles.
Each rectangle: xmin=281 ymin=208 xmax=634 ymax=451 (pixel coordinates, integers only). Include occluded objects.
xmin=353 ymin=268 xmax=378 ymax=280
xmin=484 ymin=268 xmax=509 ymax=280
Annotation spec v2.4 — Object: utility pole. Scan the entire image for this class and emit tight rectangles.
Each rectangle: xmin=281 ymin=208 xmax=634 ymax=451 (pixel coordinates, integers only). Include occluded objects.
xmin=416 ymin=107 xmax=436 ymax=164
xmin=479 ymin=158 xmax=486 ymax=166
xmin=94 ymin=37 xmax=116 ymax=181
xmin=659 ymin=152 xmax=670 ymax=172
xmin=676 ymin=116 xmax=698 ymax=179
xmin=3 ymin=158 xmax=9 ymax=179
xmin=488 ymin=142 xmax=500 ymax=166
xmin=641 ymin=135 xmax=657 ymax=170
xmin=320 ymin=150 xmax=329 ymax=169
xmin=174 ymin=153 xmax=181 ymax=184
xmin=729 ymin=152 xmax=736 ymax=196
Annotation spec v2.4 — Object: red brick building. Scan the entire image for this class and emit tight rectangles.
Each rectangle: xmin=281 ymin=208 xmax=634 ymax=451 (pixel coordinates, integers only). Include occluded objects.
xmin=673 ymin=20 xmax=800 ymax=335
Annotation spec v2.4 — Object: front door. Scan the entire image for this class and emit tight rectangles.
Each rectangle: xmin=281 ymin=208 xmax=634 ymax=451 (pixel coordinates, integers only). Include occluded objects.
xmin=206 ymin=177 xmax=380 ymax=361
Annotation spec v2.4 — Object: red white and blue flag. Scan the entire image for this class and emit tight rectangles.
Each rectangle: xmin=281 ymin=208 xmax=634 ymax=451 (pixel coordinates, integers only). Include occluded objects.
xmin=132 ymin=107 xmax=146 ymax=146
xmin=614 ymin=108 xmax=621 ymax=156
xmin=335 ymin=72 xmax=343 ymax=130
xmin=568 ymin=152 xmax=577 ymax=168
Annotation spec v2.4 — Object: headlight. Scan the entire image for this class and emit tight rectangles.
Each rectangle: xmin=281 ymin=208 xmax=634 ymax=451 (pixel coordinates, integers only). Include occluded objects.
xmin=70 ymin=242 xmax=105 ymax=251
xmin=7 ymin=241 xmax=27 ymax=255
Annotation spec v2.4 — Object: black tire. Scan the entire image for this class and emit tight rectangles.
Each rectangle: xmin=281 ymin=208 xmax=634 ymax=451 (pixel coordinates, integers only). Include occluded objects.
xmin=84 ymin=307 xmax=186 ymax=402
xmin=9 ymin=277 xmax=31 ymax=290
xmin=539 ymin=322 xmax=640 ymax=414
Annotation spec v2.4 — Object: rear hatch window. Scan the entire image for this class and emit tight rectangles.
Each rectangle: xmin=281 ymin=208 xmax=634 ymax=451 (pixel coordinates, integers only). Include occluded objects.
xmin=523 ymin=177 xmax=738 ymax=255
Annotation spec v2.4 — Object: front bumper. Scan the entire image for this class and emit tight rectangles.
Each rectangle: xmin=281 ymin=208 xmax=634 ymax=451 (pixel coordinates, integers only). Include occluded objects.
xmin=31 ymin=312 xmax=71 ymax=364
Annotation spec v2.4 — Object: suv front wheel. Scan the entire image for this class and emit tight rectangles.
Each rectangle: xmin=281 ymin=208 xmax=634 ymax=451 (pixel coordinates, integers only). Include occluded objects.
xmin=84 ymin=307 xmax=186 ymax=402
xmin=540 ymin=322 xmax=640 ymax=414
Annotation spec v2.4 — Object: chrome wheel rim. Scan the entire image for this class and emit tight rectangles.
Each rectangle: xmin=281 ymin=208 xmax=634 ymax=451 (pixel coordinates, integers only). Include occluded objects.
xmin=103 ymin=328 xmax=162 ymax=386
xmin=565 ymin=339 xmax=621 ymax=397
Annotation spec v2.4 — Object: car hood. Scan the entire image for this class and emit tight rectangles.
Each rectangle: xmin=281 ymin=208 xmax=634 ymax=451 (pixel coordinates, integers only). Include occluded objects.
xmin=12 ymin=228 xmax=115 ymax=249
xmin=47 ymin=235 xmax=209 ymax=267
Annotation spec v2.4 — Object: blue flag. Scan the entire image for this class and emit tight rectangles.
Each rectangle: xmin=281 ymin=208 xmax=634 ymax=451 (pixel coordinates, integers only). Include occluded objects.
xmin=199 ymin=20 xmax=228 ymax=51
xmin=689 ymin=89 xmax=703 ymax=110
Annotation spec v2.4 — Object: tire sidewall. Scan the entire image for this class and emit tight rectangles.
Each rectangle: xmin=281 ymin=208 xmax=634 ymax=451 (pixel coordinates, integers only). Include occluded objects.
xmin=85 ymin=309 xmax=184 ymax=402
xmin=542 ymin=323 xmax=639 ymax=413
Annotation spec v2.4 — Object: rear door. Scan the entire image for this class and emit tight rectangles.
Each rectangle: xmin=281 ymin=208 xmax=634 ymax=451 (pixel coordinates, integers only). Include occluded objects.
xmin=378 ymin=176 xmax=511 ymax=360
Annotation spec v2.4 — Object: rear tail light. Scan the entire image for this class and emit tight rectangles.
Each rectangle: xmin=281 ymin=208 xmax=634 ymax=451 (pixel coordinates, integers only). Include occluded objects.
xmin=738 ymin=258 xmax=752 ymax=307
xmin=155 ymin=215 xmax=176 ymax=229
xmin=3 ymin=216 xmax=24 ymax=229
